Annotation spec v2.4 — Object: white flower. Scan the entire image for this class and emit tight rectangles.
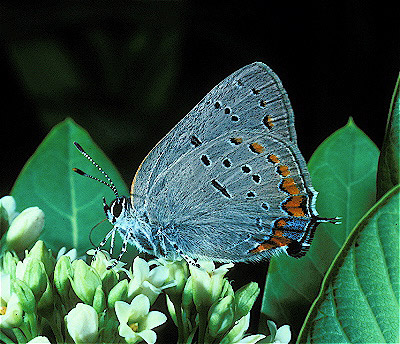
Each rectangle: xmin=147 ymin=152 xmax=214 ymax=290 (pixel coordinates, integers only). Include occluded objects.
xmin=65 ymin=303 xmax=99 ymax=344
xmin=56 ymin=247 xmax=77 ymax=261
xmin=267 ymin=320 xmax=291 ymax=344
xmin=6 ymin=206 xmax=44 ymax=252
xmin=0 ymin=273 xmax=23 ymax=328
xmin=115 ymin=294 xmax=167 ymax=344
xmin=26 ymin=336 xmax=51 ymax=343
xmin=87 ymin=249 xmax=127 ymax=276
xmin=151 ymin=258 xmax=189 ymax=296
xmin=0 ymin=196 xmax=19 ymax=223
xmin=127 ymin=257 xmax=171 ymax=304
xmin=189 ymin=260 xmax=234 ymax=310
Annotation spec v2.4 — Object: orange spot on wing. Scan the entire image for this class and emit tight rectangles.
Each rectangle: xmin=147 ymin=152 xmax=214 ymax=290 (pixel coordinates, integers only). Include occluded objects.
xmin=282 ymin=195 xmax=307 ymax=217
xmin=277 ymin=165 xmax=290 ymax=177
xmin=275 ymin=219 xmax=287 ymax=228
xmin=267 ymin=154 xmax=280 ymax=164
xmin=270 ymin=236 xmax=291 ymax=247
xmin=250 ymin=142 xmax=265 ymax=154
xmin=230 ymin=137 xmax=243 ymax=145
xmin=264 ymin=115 xmax=274 ymax=128
xmin=280 ymin=178 xmax=300 ymax=195
xmin=251 ymin=242 xmax=275 ymax=253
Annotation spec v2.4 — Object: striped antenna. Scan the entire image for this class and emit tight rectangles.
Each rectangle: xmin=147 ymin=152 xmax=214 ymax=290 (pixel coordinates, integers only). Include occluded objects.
xmin=73 ymin=142 xmax=119 ymax=198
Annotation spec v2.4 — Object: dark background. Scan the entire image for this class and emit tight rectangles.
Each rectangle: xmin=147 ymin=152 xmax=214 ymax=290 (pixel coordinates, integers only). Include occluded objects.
xmin=1 ymin=2 xmax=398 ymax=198
xmin=1 ymin=1 xmax=398 ymax=338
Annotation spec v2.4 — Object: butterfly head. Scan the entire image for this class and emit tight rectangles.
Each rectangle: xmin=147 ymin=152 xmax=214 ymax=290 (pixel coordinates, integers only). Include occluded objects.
xmin=72 ymin=141 xmax=128 ymax=223
xmin=103 ymin=196 xmax=131 ymax=226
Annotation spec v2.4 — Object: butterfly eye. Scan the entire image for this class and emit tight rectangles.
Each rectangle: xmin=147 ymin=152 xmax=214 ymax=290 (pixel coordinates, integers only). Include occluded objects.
xmin=111 ymin=200 xmax=123 ymax=218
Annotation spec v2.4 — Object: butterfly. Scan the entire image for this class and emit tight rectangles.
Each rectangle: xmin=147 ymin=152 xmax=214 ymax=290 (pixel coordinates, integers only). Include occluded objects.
xmin=74 ymin=62 xmax=338 ymax=266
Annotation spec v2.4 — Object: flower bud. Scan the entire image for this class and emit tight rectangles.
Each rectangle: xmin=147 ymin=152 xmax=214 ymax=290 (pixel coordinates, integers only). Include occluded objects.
xmin=17 ymin=258 xmax=47 ymax=302
xmin=220 ymin=313 xmax=251 ymax=344
xmin=27 ymin=240 xmax=55 ymax=277
xmin=92 ymin=285 xmax=106 ymax=313
xmin=208 ymin=295 xmax=235 ymax=338
xmin=11 ymin=279 xmax=35 ymax=314
xmin=6 ymin=207 xmax=44 ymax=252
xmin=221 ymin=279 xmax=234 ymax=298
xmin=0 ymin=202 xmax=9 ymax=236
xmin=234 ymin=282 xmax=260 ymax=320
xmin=54 ymin=255 xmax=73 ymax=300
xmin=70 ymin=260 xmax=101 ymax=305
xmin=0 ymin=293 xmax=23 ymax=328
xmin=37 ymin=275 xmax=53 ymax=310
xmin=65 ymin=303 xmax=99 ymax=344
xmin=107 ymin=279 xmax=128 ymax=309
xmin=101 ymin=269 xmax=118 ymax=295
xmin=0 ymin=196 xmax=18 ymax=230
xmin=182 ymin=276 xmax=194 ymax=312
xmin=165 ymin=294 xmax=177 ymax=326
xmin=2 ymin=251 xmax=19 ymax=279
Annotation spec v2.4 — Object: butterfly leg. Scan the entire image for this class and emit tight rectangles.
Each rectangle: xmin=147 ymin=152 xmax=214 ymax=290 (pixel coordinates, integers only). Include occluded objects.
xmin=109 ymin=229 xmax=116 ymax=255
xmin=92 ymin=227 xmax=116 ymax=262
xmin=107 ymin=234 xmax=129 ymax=269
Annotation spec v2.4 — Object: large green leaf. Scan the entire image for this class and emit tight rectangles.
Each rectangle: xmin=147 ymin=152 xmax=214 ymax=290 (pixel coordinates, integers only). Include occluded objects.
xmin=11 ymin=118 xmax=130 ymax=255
xmin=377 ymin=74 xmax=400 ymax=199
xmin=260 ymin=119 xmax=380 ymax=336
xmin=297 ymin=185 xmax=399 ymax=343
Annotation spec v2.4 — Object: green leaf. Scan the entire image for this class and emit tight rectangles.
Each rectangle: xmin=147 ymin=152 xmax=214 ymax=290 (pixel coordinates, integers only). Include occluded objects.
xmin=260 ymin=119 xmax=380 ymax=336
xmin=377 ymin=73 xmax=400 ymax=199
xmin=11 ymin=118 xmax=130 ymax=255
xmin=297 ymin=185 xmax=399 ymax=343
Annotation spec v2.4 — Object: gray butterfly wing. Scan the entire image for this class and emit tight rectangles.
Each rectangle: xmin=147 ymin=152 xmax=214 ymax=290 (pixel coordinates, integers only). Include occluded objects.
xmin=131 ymin=62 xmax=318 ymax=262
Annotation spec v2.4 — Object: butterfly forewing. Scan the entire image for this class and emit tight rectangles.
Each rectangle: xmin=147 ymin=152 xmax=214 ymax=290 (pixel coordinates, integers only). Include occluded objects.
xmin=133 ymin=63 xmax=297 ymax=205
xmin=131 ymin=62 xmax=318 ymax=261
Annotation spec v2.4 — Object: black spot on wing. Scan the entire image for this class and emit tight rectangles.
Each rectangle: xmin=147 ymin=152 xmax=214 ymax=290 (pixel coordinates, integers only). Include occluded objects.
xmin=211 ymin=179 xmax=231 ymax=198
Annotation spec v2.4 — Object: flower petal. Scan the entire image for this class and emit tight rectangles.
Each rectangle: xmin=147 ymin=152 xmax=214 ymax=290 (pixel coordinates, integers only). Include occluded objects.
xmin=137 ymin=329 xmax=157 ymax=344
xmin=0 ymin=273 xmax=11 ymax=303
xmin=118 ymin=322 xmax=135 ymax=338
xmin=26 ymin=336 xmax=51 ymax=344
xmin=274 ymin=324 xmax=291 ymax=344
xmin=129 ymin=294 xmax=150 ymax=320
xmin=115 ymin=301 xmax=133 ymax=324
xmin=142 ymin=311 xmax=167 ymax=330
xmin=133 ymin=257 xmax=150 ymax=279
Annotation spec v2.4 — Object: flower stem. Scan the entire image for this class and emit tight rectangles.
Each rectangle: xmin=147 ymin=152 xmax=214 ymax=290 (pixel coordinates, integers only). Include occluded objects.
xmin=0 ymin=330 xmax=15 ymax=344
xmin=174 ymin=303 xmax=185 ymax=343
xmin=11 ymin=328 xmax=26 ymax=344
xmin=46 ymin=313 xmax=64 ymax=343
xmin=197 ymin=308 xmax=208 ymax=344
xmin=25 ymin=312 xmax=38 ymax=338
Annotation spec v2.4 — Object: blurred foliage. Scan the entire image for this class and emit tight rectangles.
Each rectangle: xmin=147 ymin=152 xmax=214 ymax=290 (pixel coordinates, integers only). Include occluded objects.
xmin=2 ymin=3 xmax=186 ymax=180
